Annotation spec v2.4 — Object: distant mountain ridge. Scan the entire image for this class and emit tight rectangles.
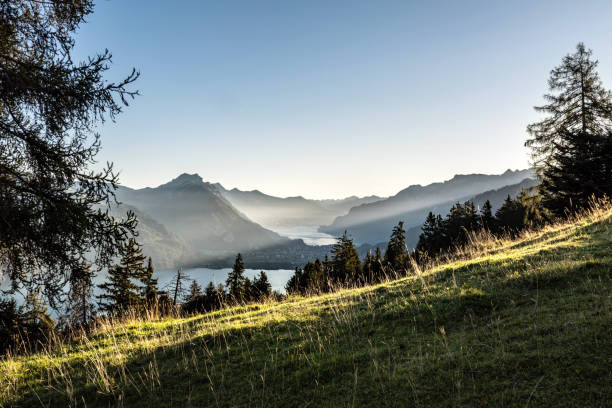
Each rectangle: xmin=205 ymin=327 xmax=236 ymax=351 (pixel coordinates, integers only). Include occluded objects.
xmin=112 ymin=170 xmax=536 ymax=269
xmin=320 ymin=169 xmax=535 ymax=244
xmin=214 ymin=183 xmax=383 ymax=228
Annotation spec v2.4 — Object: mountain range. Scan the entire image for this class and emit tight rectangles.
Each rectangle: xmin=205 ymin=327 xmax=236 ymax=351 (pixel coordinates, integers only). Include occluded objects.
xmin=319 ymin=169 xmax=535 ymax=244
xmin=112 ymin=170 xmax=536 ymax=269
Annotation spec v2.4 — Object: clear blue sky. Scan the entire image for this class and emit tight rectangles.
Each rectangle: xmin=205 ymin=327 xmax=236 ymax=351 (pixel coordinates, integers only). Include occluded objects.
xmin=75 ymin=0 xmax=612 ymax=199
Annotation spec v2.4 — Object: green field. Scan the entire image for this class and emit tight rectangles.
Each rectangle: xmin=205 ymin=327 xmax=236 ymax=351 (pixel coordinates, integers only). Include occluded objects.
xmin=2 ymin=206 xmax=611 ymax=407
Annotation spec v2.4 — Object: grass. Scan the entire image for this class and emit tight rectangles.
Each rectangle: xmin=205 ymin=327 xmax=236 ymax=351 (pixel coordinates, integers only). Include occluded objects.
xmin=1 ymin=204 xmax=611 ymax=407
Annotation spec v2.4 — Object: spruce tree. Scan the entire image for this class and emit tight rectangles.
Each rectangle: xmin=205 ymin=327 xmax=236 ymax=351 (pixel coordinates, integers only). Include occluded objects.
xmin=226 ymin=253 xmax=246 ymax=300
xmin=186 ymin=280 xmax=202 ymax=303
xmin=97 ymin=239 xmax=146 ymax=316
xmin=373 ymin=247 xmax=385 ymax=281
xmin=480 ymin=200 xmax=495 ymax=232
xmin=329 ymin=232 xmax=361 ymax=285
xmin=384 ymin=221 xmax=407 ymax=273
xmin=526 ymin=43 xmax=612 ymax=214
xmin=253 ymin=271 xmax=272 ymax=300
xmin=140 ymin=257 xmax=159 ymax=308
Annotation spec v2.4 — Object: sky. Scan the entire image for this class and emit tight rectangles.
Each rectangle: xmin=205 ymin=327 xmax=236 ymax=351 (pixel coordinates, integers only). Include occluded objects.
xmin=74 ymin=0 xmax=612 ymax=199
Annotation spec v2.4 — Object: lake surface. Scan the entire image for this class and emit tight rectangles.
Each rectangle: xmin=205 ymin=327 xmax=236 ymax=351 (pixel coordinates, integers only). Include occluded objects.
xmin=272 ymin=226 xmax=337 ymax=246
xmin=155 ymin=268 xmax=295 ymax=294
xmin=1 ymin=268 xmax=295 ymax=317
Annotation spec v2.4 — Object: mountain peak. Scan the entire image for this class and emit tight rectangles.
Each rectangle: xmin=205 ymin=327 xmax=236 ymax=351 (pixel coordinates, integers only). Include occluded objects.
xmin=162 ymin=173 xmax=204 ymax=188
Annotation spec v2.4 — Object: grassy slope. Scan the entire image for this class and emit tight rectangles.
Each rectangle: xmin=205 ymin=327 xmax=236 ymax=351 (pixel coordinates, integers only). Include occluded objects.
xmin=1 ymin=208 xmax=611 ymax=407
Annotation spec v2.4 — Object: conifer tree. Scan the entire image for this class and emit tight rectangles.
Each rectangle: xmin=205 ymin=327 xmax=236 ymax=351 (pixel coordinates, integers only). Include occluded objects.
xmin=97 ymin=239 xmax=146 ymax=316
xmin=417 ymin=212 xmax=445 ymax=255
xmin=140 ymin=257 xmax=159 ymax=308
xmin=67 ymin=261 xmax=95 ymax=327
xmin=526 ymin=43 xmax=612 ymax=214
xmin=226 ymin=253 xmax=246 ymax=300
xmin=384 ymin=221 xmax=407 ymax=273
xmin=329 ymin=232 xmax=361 ymax=285
xmin=186 ymin=280 xmax=202 ymax=303
xmin=253 ymin=271 xmax=272 ymax=300
xmin=480 ymin=200 xmax=495 ymax=232
xmin=373 ymin=247 xmax=385 ymax=281
xmin=0 ymin=0 xmax=139 ymax=308
xmin=362 ymin=251 xmax=375 ymax=283
xmin=494 ymin=195 xmax=526 ymax=234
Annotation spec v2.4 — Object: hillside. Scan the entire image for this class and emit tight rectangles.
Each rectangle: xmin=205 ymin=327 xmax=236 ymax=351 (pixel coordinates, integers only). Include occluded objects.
xmin=321 ymin=169 xmax=534 ymax=244
xmin=2 ymin=205 xmax=611 ymax=407
xmin=107 ymin=203 xmax=191 ymax=269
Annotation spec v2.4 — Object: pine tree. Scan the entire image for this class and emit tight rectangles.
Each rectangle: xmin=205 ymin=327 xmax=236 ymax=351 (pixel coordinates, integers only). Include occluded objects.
xmin=480 ymin=200 xmax=495 ymax=232
xmin=67 ymin=261 xmax=95 ymax=327
xmin=362 ymin=251 xmax=375 ymax=283
xmin=373 ymin=247 xmax=385 ymax=281
xmin=97 ymin=239 xmax=145 ymax=316
xmin=416 ymin=212 xmax=445 ymax=255
xmin=526 ymin=43 xmax=612 ymax=214
xmin=495 ymin=195 xmax=526 ymax=234
xmin=253 ymin=271 xmax=272 ymax=300
xmin=226 ymin=253 xmax=246 ymax=300
xmin=186 ymin=280 xmax=202 ymax=303
xmin=140 ymin=257 xmax=159 ymax=308
xmin=329 ymin=232 xmax=361 ymax=285
xmin=384 ymin=221 xmax=407 ymax=273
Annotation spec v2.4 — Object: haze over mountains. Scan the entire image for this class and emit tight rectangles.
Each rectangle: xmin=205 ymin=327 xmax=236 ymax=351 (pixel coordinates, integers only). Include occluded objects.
xmin=320 ymin=169 xmax=535 ymax=244
xmin=214 ymin=184 xmax=382 ymax=228
xmin=113 ymin=169 xmax=535 ymax=269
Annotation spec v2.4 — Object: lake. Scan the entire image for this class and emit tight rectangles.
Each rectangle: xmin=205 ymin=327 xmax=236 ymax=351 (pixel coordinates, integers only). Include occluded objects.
xmin=272 ymin=225 xmax=337 ymax=246
xmin=154 ymin=267 xmax=295 ymax=294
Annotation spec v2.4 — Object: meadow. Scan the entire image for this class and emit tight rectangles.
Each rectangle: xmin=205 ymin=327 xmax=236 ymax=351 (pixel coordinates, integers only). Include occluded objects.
xmin=1 ymin=203 xmax=611 ymax=407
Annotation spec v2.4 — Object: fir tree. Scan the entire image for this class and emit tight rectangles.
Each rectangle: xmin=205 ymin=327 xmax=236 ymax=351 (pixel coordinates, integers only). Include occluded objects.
xmin=373 ymin=247 xmax=385 ymax=281
xmin=495 ymin=195 xmax=526 ymax=234
xmin=140 ymin=257 xmax=159 ymax=308
xmin=186 ymin=280 xmax=202 ymax=303
xmin=384 ymin=221 xmax=407 ymax=273
xmin=226 ymin=254 xmax=246 ymax=300
xmin=97 ymin=239 xmax=145 ymax=316
xmin=480 ymin=200 xmax=495 ymax=232
xmin=329 ymin=232 xmax=361 ymax=285
xmin=253 ymin=271 xmax=272 ymax=300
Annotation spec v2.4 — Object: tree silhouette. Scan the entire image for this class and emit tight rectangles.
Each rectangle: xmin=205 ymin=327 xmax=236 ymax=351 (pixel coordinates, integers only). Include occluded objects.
xmin=526 ymin=43 xmax=612 ymax=214
xmin=0 ymin=0 xmax=139 ymax=308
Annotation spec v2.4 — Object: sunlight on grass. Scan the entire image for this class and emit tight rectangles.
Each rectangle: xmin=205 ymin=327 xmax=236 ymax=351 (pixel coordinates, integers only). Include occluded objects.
xmin=1 ymin=204 xmax=611 ymax=407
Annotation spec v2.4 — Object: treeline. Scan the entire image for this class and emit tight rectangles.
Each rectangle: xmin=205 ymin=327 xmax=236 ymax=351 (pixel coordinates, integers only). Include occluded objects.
xmin=415 ymin=191 xmax=544 ymax=256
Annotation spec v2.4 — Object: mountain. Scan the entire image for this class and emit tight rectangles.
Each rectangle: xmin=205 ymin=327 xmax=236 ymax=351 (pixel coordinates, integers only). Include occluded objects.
xmin=320 ymin=169 xmax=535 ymax=244
xmin=108 ymin=203 xmax=190 ymax=269
xmin=215 ymin=184 xmax=382 ymax=229
xmin=115 ymin=174 xmax=290 ymax=265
